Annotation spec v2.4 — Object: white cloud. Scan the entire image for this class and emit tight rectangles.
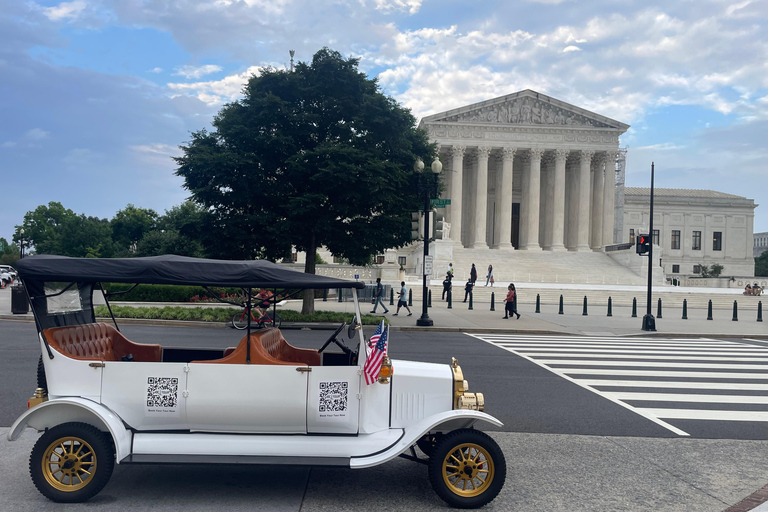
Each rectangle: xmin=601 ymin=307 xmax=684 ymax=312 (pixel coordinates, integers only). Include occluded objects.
xmin=149 ymin=67 xmax=163 ymax=73
xmin=167 ymin=66 xmax=261 ymax=105
xmin=43 ymin=0 xmax=87 ymax=21
xmin=369 ymin=0 xmax=424 ymax=14
xmin=562 ymin=45 xmax=580 ymax=53
xmin=174 ymin=64 xmax=223 ymax=79
xmin=1 ymin=141 xmax=17 ymax=149
xmin=635 ymin=142 xmax=687 ymax=151
xmin=25 ymin=128 xmax=50 ymax=140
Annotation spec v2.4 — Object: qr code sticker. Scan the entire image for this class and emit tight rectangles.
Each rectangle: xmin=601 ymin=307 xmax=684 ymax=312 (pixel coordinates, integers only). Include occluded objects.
xmin=146 ymin=377 xmax=178 ymax=409
xmin=319 ymin=381 xmax=348 ymax=412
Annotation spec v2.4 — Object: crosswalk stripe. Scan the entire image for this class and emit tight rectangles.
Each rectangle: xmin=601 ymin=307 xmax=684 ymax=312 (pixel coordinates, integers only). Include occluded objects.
xmin=638 ymin=409 xmax=768 ymax=422
xmin=469 ymin=333 xmax=768 ymax=435
xmin=580 ymin=380 xmax=768 ymax=390
xmin=538 ymin=360 xmax=768 ymax=370
xmin=605 ymin=392 xmax=768 ymax=403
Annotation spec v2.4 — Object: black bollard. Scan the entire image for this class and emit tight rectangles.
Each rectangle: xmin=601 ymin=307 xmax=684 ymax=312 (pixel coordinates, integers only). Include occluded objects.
xmin=657 ymin=298 xmax=662 ymax=319
xmin=408 ymin=288 xmax=413 ymax=306
xmin=607 ymin=297 xmax=612 ymax=317
xmin=390 ymin=288 xmax=394 ymax=306
xmin=490 ymin=292 xmax=495 ymax=311
xmin=758 ymin=301 xmax=763 ymax=322
xmin=322 ymin=289 xmax=327 ymax=302
xmin=428 ymin=290 xmax=432 ymax=308
xmin=582 ymin=296 xmax=588 ymax=316
xmin=682 ymin=299 xmax=688 ymax=320
xmin=447 ymin=290 xmax=452 ymax=309
xmin=732 ymin=300 xmax=738 ymax=322
xmin=631 ymin=297 xmax=637 ymax=318
xmin=558 ymin=294 xmax=564 ymax=315
xmin=468 ymin=291 xmax=474 ymax=310
xmin=707 ymin=299 xmax=713 ymax=320
xmin=535 ymin=294 xmax=541 ymax=314
xmin=338 ymin=288 xmax=343 ymax=303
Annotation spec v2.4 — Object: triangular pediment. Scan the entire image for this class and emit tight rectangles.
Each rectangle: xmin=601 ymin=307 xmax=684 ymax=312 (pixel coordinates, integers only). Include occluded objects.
xmin=421 ymin=90 xmax=629 ymax=131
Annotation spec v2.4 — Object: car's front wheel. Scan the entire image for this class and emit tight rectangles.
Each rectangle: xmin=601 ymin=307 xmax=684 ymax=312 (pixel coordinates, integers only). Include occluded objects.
xmin=30 ymin=422 xmax=115 ymax=503
xmin=427 ymin=428 xmax=506 ymax=509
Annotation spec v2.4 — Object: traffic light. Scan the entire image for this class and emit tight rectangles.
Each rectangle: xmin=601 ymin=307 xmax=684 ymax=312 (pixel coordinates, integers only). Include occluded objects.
xmin=411 ymin=212 xmax=421 ymax=241
xmin=433 ymin=213 xmax=445 ymax=240
xmin=636 ymin=234 xmax=651 ymax=255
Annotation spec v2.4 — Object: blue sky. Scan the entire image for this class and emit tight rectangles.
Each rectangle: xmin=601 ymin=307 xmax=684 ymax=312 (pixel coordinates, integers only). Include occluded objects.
xmin=2 ymin=0 xmax=767 ymax=243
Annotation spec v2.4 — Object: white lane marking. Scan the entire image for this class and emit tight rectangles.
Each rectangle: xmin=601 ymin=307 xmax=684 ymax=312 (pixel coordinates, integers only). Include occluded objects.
xmin=502 ymin=347 xmax=768 ymax=356
xmin=520 ymin=353 xmax=768 ymax=362
xmin=490 ymin=338 xmax=745 ymax=346
xmin=497 ymin=342 xmax=752 ymax=350
xmin=538 ymin=360 xmax=768 ymax=370
xmin=581 ymin=380 xmax=768 ymax=391
xmin=606 ymin=392 xmax=768 ymax=404
xmin=560 ymin=369 xmax=768 ymax=379
xmin=468 ymin=333 xmax=690 ymax=436
xmin=638 ymin=409 xmax=768 ymax=422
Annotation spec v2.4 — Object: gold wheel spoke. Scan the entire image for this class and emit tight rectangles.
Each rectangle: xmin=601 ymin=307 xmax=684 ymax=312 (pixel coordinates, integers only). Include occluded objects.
xmin=449 ymin=454 xmax=462 ymax=465
xmin=446 ymin=464 xmax=460 ymax=471
xmin=74 ymin=472 xmax=84 ymax=484
xmin=477 ymin=469 xmax=489 ymax=474
xmin=79 ymin=468 xmax=93 ymax=476
xmin=74 ymin=444 xmax=85 ymax=457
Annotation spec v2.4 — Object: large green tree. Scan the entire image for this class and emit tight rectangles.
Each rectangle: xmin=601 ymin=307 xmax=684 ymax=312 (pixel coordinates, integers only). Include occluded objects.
xmin=756 ymin=252 xmax=768 ymax=277
xmin=175 ymin=48 xmax=435 ymax=313
xmin=111 ymin=204 xmax=159 ymax=253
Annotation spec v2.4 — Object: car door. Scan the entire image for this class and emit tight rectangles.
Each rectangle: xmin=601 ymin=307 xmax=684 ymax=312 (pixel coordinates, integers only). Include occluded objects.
xmin=306 ymin=366 xmax=361 ymax=434
xmin=185 ymin=363 xmax=309 ymax=433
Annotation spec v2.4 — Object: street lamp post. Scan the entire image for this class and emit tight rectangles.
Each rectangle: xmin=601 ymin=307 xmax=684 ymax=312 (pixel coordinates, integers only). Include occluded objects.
xmin=19 ymin=228 xmax=25 ymax=259
xmin=414 ymin=157 xmax=442 ymax=327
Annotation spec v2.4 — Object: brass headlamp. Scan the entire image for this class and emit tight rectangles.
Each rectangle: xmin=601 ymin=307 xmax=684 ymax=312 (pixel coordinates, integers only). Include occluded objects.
xmin=451 ymin=357 xmax=484 ymax=411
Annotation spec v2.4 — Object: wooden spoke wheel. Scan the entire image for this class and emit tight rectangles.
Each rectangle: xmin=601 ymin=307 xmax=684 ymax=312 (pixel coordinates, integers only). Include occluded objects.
xmin=428 ymin=429 xmax=506 ymax=509
xmin=30 ymin=422 xmax=114 ymax=503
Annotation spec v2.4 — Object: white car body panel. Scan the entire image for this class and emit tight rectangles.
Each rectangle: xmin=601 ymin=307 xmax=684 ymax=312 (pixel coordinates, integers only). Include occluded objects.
xmin=186 ymin=363 xmax=308 ymax=433
xmin=389 ymin=359 xmax=453 ymax=429
xmin=101 ymin=361 xmax=189 ymax=430
xmin=40 ymin=336 xmax=101 ymax=402
xmin=131 ymin=428 xmax=403 ymax=461
xmin=7 ymin=397 xmax=133 ymax=463
xmin=306 ymin=365 xmax=361 ymax=434
xmin=350 ymin=410 xmax=503 ymax=469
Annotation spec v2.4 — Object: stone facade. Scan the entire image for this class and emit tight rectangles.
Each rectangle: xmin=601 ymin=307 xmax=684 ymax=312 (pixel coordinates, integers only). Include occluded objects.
xmin=754 ymin=231 xmax=768 ymax=258
xmin=418 ymin=89 xmax=628 ymax=253
xmin=623 ymin=188 xmax=756 ymax=278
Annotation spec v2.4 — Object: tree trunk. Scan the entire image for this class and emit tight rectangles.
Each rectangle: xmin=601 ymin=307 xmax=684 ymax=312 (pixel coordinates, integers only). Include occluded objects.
xmin=301 ymin=234 xmax=317 ymax=315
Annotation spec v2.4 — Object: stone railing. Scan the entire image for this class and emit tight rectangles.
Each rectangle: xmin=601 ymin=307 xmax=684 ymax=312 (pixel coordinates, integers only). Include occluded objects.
xmin=279 ymin=263 xmax=377 ymax=282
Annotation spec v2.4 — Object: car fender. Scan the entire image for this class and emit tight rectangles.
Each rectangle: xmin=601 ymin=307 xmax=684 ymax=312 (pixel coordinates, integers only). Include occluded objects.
xmin=350 ymin=409 xmax=502 ymax=469
xmin=7 ymin=397 xmax=133 ymax=463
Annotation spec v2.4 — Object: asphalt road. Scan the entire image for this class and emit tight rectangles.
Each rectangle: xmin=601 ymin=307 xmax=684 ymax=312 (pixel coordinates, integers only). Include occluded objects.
xmin=2 ymin=319 xmax=768 ymax=439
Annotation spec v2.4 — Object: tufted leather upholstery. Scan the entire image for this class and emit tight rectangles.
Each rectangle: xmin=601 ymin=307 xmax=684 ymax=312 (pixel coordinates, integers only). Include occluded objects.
xmin=192 ymin=328 xmax=319 ymax=366
xmin=43 ymin=323 xmax=162 ymax=362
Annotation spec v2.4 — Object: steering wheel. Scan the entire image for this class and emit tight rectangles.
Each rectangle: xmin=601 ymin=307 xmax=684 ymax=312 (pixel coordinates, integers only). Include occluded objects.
xmin=318 ymin=322 xmax=350 ymax=354
xmin=347 ymin=317 xmax=359 ymax=339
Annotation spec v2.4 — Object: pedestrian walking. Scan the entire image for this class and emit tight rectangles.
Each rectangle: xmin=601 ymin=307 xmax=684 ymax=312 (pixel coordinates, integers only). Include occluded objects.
xmin=442 ymin=273 xmax=453 ymax=301
xmin=485 ymin=265 xmax=494 ymax=287
xmin=463 ymin=279 xmax=474 ymax=302
xmin=370 ymin=277 xmax=389 ymax=314
xmin=470 ymin=263 xmax=477 ymax=285
xmin=503 ymin=283 xmax=520 ymax=319
xmin=392 ymin=281 xmax=412 ymax=316
xmin=447 ymin=262 xmax=455 ymax=279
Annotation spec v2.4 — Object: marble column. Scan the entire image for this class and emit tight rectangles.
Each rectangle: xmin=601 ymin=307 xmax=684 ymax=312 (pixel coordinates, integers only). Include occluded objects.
xmin=471 ymin=146 xmax=491 ymax=249
xmin=449 ymin=145 xmax=466 ymax=246
xmin=590 ymin=153 xmax=605 ymax=250
xmin=518 ymin=153 xmax=530 ymax=248
xmin=497 ymin=147 xmax=516 ymax=249
xmin=576 ymin=150 xmax=594 ymax=251
xmin=523 ymin=148 xmax=544 ymax=250
xmin=603 ymin=151 xmax=618 ymax=247
xmin=540 ymin=153 xmax=554 ymax=250
xmin=551 ymin=149 xmax=569 ymax=251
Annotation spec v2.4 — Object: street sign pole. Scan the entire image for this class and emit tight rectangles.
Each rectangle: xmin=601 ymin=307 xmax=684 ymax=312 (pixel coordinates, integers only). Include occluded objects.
xmin=642 ymin=162 xmax=656 ymax=332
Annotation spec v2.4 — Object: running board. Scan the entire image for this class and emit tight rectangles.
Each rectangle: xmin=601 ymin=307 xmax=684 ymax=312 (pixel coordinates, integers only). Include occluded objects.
xmin=123 ymin=454 xmax=349 ymax=466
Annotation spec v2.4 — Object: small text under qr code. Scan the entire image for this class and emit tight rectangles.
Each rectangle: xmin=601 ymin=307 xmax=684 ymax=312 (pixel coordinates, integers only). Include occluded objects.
xmin=147 ymin=377 xmax=178 ymax=409
xmin=319 ymin=381 xmax=348 ymax=412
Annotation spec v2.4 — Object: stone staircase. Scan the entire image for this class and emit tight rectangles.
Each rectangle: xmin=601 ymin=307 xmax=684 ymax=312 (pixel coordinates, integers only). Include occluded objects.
xmin=443 ymin=246 xmax=648 ymax=286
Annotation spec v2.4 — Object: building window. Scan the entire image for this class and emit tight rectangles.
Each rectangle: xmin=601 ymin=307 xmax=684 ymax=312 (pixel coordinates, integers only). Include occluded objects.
xmin=376 ymin=255 xmax=385 ymax=265
xmin=652 ymin=229 xmax=659 ymax=245
xmin=398 ymin=256 xmax=406 ymax=267
xmin=291 ymin=252 xmax=298 ymax=262
xmin=671 ymin=230 xmax=681 ymax=250
xmin=692 ymin=231 xmax=701 ymax=251
xmin=693 ymin=265 xmax=701 ymax=274
xmin=629 ymin=229 xmax=635 ymax=244
xmin=713 ymin=232 xmax=722 ymax=251
xmin=672 ymin=264 xmax=680 ymax=274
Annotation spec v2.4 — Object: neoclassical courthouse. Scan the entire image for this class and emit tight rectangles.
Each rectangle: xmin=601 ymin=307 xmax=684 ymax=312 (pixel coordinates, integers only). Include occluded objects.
xmin=390 ymin=89 xmax=757 ymax=282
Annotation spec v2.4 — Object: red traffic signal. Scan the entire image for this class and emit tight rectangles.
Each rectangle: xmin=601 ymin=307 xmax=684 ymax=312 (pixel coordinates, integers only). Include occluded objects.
xmin=636 ymin=234 xmax=651 ymax=255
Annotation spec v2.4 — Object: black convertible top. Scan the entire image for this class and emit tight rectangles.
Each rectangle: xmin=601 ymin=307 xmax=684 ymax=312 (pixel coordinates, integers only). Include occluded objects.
xmin=16 ymin=254 xmax=365 ymax=289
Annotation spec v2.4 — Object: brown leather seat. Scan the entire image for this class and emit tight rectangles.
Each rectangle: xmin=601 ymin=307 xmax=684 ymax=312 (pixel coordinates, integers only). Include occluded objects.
xmin=43 ymin=323 xmax=162 ymax=362
xmin=259 ymin=328 xmax=321 ymax=366
xmin=192 ymin=331 xmax=308 ymax=366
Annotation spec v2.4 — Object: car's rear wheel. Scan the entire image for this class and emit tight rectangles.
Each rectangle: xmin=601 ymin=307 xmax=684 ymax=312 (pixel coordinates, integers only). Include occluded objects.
xmin=428 ymin=429 xmax=506 ymax=509
xmin=30 ymin=422 xmax=115 ymax=503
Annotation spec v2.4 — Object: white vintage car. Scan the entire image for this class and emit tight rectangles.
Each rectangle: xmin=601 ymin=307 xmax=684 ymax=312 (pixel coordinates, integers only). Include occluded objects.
xmin=10 ymin=255 xmax=506 ymax=508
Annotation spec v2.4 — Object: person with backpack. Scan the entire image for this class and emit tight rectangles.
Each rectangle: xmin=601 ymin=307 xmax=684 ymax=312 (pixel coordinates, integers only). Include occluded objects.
xmin=370 ymin=277 xmax=389 ymax=314
xmin=503 ymin=283 xmax=520 ymax=319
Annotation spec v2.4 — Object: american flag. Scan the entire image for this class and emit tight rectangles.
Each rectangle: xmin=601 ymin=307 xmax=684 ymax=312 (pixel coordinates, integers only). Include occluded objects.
xmin=364 ymin=325 xmax=388 ymax=385
xmin=367 ymin=320 xmax=385 ymax=349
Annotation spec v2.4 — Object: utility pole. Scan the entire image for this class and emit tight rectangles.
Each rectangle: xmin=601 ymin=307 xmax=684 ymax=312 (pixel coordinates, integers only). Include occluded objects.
xmin=642 ymin=162 xmax=656 ymax=331
xmin=289 ymin=50 xmax=295 ymax=72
